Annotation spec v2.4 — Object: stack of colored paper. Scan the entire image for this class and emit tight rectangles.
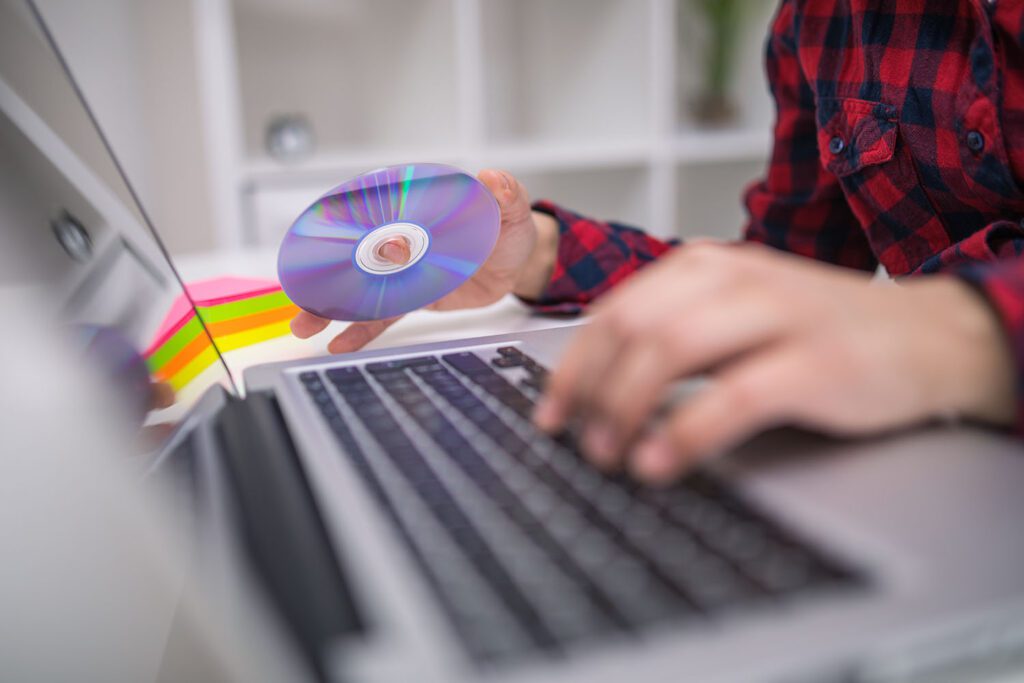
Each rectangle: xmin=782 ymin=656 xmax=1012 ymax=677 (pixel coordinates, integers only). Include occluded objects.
xmin=145 ymin=276 xmax=299 ymax=391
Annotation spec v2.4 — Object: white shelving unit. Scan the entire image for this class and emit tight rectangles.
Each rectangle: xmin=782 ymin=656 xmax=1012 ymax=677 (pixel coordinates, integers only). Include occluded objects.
xmin=196 ymin=0 xmax=777 ymax=247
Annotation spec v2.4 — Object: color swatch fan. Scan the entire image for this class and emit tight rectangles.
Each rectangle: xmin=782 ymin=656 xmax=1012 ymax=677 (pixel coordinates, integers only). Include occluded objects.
xmin=278 ymin=163 xmax=500 ymax=321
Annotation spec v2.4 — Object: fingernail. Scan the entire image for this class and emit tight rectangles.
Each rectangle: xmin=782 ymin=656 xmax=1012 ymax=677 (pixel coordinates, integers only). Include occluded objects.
xmin=633 ymin=437 xmax=676 ymax=483
xmin=498 ymin=171 xmax=511 ymax=191
xmin=583 ymin=423 xmax=617 ymax=465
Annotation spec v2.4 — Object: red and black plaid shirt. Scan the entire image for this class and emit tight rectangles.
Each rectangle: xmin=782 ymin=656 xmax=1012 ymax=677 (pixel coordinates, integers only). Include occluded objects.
xmin=529 ymin=0 xmax=1024 ymax=430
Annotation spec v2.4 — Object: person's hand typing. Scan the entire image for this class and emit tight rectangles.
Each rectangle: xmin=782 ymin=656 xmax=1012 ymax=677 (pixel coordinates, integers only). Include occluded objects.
xmin=290 ymin=169 xmax=558 ymax=353
xmin=533 ymin=241 xmax=1015 ymax=484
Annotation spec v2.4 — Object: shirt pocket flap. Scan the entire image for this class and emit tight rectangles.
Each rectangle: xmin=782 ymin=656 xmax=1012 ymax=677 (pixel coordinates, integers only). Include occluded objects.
xmin=817 ymin=98 xmax=899 ymax=177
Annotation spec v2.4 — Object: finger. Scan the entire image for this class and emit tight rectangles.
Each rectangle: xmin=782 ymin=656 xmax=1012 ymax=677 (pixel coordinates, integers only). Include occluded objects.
xmin=533 ymin=327 xmax=594 ymax=432
xmin=580 ymin=342 xmax=670 ymax=465
xmin=326 ymin=316 xmax=403 ymax=354
xmin=536 ymin=273 xmax=695 ymax=440
xmin=534 ymin=317 xmax=625 ymax=437
xmin=478 ymin=167 xmax=511 ymax=199
xmin=291 ymin=310 xmax=331 ymax=339
xmin=148 ymin=381 xmax=176 ymax=411
xmin=538 ymin=244 xmax=770 ymax=436
xmin=631 ymin=344 xmax=805 ymax=484
xmin=479 ymin=168 xmax=531 ymax=227
xmin=426 ymin=171 xmax=524 ymax=313
xmin=378 ymin=237 xmax=411 ymax=265
xmin=426 ymin=169 xmax=535 ymax=313
xmin=586 ymin=290 xmax=792 ymax=450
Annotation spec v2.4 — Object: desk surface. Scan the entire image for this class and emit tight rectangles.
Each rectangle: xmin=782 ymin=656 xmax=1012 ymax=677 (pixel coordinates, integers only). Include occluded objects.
xmin=175 ymin=248 xmax=582 ymax=385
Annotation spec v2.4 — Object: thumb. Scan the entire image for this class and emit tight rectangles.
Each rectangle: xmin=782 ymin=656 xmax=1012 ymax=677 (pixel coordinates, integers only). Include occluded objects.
xmin=326 ymin=316 xmax=403 ymax=354
xmin=378 ymin=237 xmax=411 ymax=266
xmin=478 ymin=168 xmax=532 ymax=228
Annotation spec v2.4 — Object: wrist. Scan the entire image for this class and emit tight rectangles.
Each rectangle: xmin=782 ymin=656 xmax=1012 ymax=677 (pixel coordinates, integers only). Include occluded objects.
xmin=512 ymin=210 xmax=559 ymax=300
xmin=916 ymin=278 xmax=1016 ymax=427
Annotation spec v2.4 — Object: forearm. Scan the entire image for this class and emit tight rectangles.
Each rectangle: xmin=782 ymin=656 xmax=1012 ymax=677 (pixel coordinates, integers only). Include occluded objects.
xmin=951 ymin=261 xmax=1024 ymax=431
xmin=907 ymin=220 xmax=1024 ymax=431
xmin=904 ymin=276 xmax=1015 ymax=427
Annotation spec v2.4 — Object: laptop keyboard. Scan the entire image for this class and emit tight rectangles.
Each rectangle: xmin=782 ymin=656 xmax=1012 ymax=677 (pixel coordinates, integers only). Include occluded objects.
xmin=298 ymin=347 xmax=861 ymax=663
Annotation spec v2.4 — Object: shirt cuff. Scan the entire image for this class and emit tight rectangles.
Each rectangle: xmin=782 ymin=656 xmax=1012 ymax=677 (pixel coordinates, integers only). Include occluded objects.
xmin=517 ymin=200 xmax=677 ymax=315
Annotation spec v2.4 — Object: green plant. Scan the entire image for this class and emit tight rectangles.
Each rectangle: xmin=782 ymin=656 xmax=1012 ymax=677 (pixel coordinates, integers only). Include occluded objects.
xmin=694 ymin=0 xmax=751 ymax=96
xmin=690 ymin=0 xmax=755 ymax=123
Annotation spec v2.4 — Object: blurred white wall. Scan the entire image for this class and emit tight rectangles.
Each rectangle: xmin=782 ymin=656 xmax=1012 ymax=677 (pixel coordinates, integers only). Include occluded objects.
xmin=37 ymin=0 xmax=218 ymax=255
xmin=34 ymin=0 xmax=150 ymax=197
xmin=32 ymin=0 xmax=775 ymax=256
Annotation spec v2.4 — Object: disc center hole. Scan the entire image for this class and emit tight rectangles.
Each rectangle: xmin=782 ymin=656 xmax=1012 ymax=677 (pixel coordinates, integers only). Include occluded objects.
xmin=375 ymin=237 xmax=411 ymax=266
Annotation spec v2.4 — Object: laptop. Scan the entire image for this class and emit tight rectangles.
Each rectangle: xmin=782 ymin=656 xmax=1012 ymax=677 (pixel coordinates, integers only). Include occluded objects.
xmin=5 ymin=1 xmax=1024 ymax=680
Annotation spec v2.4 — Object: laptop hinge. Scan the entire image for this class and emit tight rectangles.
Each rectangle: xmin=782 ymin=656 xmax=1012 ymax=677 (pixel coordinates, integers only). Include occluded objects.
xmin=215 ymin=390 xmax=364 ymax=676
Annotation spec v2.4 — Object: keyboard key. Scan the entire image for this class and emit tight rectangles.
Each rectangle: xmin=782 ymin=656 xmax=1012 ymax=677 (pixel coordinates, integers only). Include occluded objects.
xmin=508 ymin=349 xmax=549 ymax=380
xmin=326 ymin=366 xmax=362 ymax=382
xmin=364 ymin=357 xmax=429 ymax=373
xmin=492 ymin=356 xmax=522 ymax=368
xmin=442 ymin=351 xmax=492 ymax=376
xmin=298 ymin=370 xmax=321 ymax=385
xmin=364 ymin=360 xmax=408 ymax=374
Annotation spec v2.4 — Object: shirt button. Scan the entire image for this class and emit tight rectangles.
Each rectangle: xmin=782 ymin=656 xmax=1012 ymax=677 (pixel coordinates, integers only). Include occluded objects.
xmin=967 ymin=130 xmax=985 ymax=153
xmin=829 ymin=136 xmax=846 ymax=155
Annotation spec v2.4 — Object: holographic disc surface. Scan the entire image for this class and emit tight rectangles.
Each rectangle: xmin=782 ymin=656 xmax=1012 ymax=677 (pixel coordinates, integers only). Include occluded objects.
xmin=277 ymin=163 xmax=500 ymax=321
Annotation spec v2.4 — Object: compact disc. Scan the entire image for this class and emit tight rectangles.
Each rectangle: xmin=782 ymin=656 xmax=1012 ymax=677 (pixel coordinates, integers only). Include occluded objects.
xmin=277 ymin=163 xmax=500 ymax=321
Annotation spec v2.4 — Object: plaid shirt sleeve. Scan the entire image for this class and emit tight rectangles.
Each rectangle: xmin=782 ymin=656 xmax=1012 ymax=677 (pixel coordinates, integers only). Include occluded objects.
xmin=521 ymin=200 xmax=678 ymax=315
xmin=741 ymin=0 xmax=877 ymax=271
xmin=521 ymin=1 xmax=875 ymax=317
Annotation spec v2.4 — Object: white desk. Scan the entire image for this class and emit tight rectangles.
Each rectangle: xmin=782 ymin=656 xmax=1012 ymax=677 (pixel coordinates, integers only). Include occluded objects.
xmin=175 ymin=248 xmax=583 ymax=384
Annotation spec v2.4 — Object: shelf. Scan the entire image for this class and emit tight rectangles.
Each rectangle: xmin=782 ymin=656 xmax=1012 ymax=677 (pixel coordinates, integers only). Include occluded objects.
xmin=517 ymin=165 xmax=652 ymax=230
xmin=479 ymin=0 xmax=652 ymax=144
xmin=243 ymin=161 xmax=654 ymax=245
xmin=241 ymin=130 xmax=769 ymax=189
xmin=241 ymin=139 xmax=651 ymax=187
xmin=233 ymin=0 xmax=459 ymax=158
xmin=241 ymin=147 xmax=464 ymax=188
xmin=674 ymin=125 xmax=772 ymax=164
xmin=476 ymin=139 xmax=651 ymax=172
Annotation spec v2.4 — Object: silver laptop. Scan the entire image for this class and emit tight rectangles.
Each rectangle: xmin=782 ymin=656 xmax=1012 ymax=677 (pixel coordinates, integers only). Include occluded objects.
xmin=5 ymin=1 xmax=1024 ymax=681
